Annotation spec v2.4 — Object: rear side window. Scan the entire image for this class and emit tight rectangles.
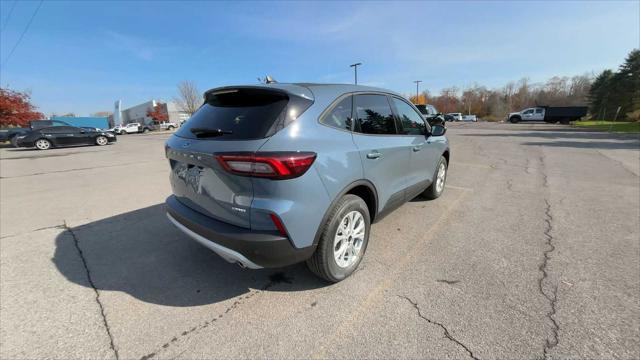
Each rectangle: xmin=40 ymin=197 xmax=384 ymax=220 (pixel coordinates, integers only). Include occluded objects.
xmin=354 ymin=95 xmax=397 ymax=135
xmin=391 ymin=97 xmax=427 ymax=135
xmin=176 ymin=88 xmax=310 ymax=140
xmin=41 ymin=126 xmax=78 ymax=134
xmin=320 ymin=96 xmax=353 ymax=130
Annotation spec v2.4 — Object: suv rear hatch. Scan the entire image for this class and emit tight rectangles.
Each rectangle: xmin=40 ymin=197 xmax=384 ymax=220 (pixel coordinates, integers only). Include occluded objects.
xmin=166 ymin=86 xmax=313 ymax=229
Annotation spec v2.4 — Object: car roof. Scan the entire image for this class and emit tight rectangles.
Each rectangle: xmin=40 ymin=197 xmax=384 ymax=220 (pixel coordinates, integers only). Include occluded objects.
xmin=203 ymin=83 xmax=404 ymax=102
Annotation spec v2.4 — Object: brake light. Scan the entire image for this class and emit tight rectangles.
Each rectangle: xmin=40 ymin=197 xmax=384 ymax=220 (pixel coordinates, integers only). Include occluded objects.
xmin=215 ymin=152 xmax=316 ymax=180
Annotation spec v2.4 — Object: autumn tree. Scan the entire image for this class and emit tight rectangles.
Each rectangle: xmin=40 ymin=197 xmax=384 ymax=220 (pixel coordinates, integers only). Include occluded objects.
xmin=409 ymin=90 xmax=430 ymax=105
xmin=147 ymin=103 xmax=169 ymax=122
xmin=0 ymin=88 xmax=44 ymax=127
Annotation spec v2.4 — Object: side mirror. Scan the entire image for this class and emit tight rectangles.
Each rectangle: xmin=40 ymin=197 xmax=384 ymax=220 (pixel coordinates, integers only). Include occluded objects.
xmin=430 ymin=125 xmax=447 ymax=137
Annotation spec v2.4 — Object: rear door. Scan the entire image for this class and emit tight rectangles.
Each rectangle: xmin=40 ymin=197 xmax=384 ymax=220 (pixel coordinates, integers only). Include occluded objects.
xmin=533 ymin=108 xmax=545 ymax=121
xmin=351 ymin=94 xmax=412 ymax=214
xmin=166 ymin=87 xmax=306 ymax=229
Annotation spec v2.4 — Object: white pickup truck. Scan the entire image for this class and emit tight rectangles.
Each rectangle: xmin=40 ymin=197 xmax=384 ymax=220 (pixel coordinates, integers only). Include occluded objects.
xmin=508 ymin=106 xmax=588 ymax=124
xmin=112 ymin=123 xmax=141 ymax=134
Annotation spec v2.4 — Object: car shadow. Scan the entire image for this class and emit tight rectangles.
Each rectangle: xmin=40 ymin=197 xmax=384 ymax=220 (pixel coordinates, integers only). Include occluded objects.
xmin=52 ymin=204 xmax=327 ymax=307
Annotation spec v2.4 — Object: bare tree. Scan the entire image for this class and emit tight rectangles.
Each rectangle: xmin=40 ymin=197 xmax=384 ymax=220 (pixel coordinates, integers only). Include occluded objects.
xmin=173 ymin=80 xmax=202 ymax=115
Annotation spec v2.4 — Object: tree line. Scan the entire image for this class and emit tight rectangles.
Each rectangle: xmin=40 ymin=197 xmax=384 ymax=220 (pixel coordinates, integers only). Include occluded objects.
xmin=588 ymin=49 xmax=639 ymax=121
xmin=410 ymin=49 xmax=639 ymax=121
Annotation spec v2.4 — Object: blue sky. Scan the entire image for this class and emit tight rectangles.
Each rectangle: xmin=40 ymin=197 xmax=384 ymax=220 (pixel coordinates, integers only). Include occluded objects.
xmin=0 ymin=0 xmax=638 ymax=115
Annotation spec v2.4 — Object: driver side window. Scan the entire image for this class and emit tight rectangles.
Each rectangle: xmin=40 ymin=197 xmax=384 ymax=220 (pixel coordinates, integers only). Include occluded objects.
xmin=391 ymin=97 xmax=426 ymax=135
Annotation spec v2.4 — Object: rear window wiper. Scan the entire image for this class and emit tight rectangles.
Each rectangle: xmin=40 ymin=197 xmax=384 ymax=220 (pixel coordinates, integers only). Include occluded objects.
xmin=190 ymin=128 xmax=233 ymax=138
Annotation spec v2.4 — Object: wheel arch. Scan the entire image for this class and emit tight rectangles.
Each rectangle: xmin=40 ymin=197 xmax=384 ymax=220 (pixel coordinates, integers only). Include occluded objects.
xmin=311 ymin=179 xmax=379 ymax=247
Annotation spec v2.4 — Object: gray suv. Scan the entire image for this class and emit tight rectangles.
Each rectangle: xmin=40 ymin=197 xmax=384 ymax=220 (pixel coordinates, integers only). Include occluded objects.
xmin=165 ymin=83 xmax=450 ymax=282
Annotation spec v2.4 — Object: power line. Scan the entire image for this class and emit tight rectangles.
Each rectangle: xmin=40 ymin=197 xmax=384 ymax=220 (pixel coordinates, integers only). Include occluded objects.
xmin=1 ymin=0 xmax=18 ymax=33
xmin=1 ymin=0 xmax=44 ymax=69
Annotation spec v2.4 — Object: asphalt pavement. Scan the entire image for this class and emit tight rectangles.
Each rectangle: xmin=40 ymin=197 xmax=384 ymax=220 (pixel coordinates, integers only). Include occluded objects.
xmin=1 ymin=123 xmax=638 ymax=359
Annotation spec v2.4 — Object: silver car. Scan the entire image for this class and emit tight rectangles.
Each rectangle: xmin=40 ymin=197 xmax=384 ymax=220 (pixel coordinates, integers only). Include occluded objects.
xmin=165 ymin=83 xmax=450 ymax=282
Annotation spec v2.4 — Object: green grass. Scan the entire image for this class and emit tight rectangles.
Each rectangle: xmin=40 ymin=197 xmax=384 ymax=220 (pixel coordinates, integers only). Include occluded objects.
xmin=572 ymin=120 xmax=640 ymax=133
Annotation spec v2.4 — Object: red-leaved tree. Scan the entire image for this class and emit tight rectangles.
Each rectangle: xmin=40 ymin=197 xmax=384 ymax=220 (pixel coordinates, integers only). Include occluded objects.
xmin=0 ymin=88 xmax=44 ymax=127
xmin=147 ymin=103 xmax=168 ymax=122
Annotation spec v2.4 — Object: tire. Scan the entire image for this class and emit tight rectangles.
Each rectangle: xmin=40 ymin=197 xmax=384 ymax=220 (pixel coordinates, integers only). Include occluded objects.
xmin=143 ymin=128 xmax=150 ymax=133
xmin=95 ymin=135 xmax=108 ymax=146
xmin=306 ymin=194 xmax=371 ymax=283
xmin=509 ymin=117 xmax=520 ymax=124
xmin=422 ymin=156 xmax=448 ymax=200
xmin=35 ymin=138 xmax=51 ymax=150
xmin=168 ymin=126 xmax=175 ymax=130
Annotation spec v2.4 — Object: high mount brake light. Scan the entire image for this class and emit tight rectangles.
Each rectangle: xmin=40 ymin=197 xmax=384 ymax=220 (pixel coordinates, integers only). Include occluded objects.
xmin=215 ymin=152 xmax=317 ymax=180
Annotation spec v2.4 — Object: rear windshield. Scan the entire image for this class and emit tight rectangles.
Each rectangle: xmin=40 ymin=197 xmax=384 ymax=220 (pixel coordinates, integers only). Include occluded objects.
xmin=175 ymin=88 xmax=290 ymax=140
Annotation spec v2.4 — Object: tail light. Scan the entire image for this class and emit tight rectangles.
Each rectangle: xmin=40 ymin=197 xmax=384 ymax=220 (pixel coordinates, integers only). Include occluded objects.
xmin=215 ymin=152 xmax=316 ymax=180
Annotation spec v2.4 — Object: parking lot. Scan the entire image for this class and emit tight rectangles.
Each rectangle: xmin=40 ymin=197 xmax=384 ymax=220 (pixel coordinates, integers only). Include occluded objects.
xmin=1 ymin=123 xmax=638 ymax=359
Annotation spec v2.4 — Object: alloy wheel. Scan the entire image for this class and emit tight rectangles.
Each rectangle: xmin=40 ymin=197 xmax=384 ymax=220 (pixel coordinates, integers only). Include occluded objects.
xmin=436 ymin=162 xmax=446 ymax=193
xmin=35 ymin=139 xmax=50 ymax=150
xmin=333 ymin=211 xmax=365 ymax=268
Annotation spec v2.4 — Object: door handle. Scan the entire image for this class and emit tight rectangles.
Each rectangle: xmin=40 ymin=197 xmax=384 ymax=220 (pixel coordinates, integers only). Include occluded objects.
xmin=412 ymin=143 xmax=425 ymax=152
xmin=366 ymin=151 xmax=382 ymax=159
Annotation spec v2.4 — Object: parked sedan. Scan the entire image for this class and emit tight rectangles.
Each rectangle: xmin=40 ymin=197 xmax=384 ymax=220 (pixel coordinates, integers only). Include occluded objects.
xmin=15 ymin=126 xmax=116 ymax=150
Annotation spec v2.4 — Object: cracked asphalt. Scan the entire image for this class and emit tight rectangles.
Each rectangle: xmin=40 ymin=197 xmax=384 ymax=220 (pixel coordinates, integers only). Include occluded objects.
xmin=1 ymin=123 xmax=638 ymax=359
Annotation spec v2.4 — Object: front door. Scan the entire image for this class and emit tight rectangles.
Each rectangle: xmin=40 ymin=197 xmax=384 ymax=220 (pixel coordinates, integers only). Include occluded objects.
xmin=351 ymin=94 xmax=411 ymax=215
xmin=389 ymin=97 xmax=438 ymax=199
xmin=522 ymin=108 xmax=535 ymax=121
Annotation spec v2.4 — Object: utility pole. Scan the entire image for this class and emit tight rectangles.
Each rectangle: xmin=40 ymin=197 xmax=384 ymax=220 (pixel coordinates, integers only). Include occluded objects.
xmin=413 ymin=80 xmax=422 ymax=104
xmin=350 ymin=63 xmax=362 ymax=85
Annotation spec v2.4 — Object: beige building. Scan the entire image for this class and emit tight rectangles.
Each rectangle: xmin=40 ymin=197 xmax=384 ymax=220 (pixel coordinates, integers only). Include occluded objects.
xmin=118 ymin=100 xmax=190 ymax=126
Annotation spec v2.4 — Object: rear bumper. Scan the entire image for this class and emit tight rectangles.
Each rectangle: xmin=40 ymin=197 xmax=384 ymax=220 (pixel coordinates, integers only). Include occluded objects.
xmin=165 ymin=195 xmax=315 ymax=268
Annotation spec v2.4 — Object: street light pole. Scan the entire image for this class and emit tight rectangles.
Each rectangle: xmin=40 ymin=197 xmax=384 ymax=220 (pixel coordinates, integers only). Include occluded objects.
xmin=350 ymin=62 xmax=362 ymax=84
xmin=413 ymin=80 xmax=422 ymax=104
